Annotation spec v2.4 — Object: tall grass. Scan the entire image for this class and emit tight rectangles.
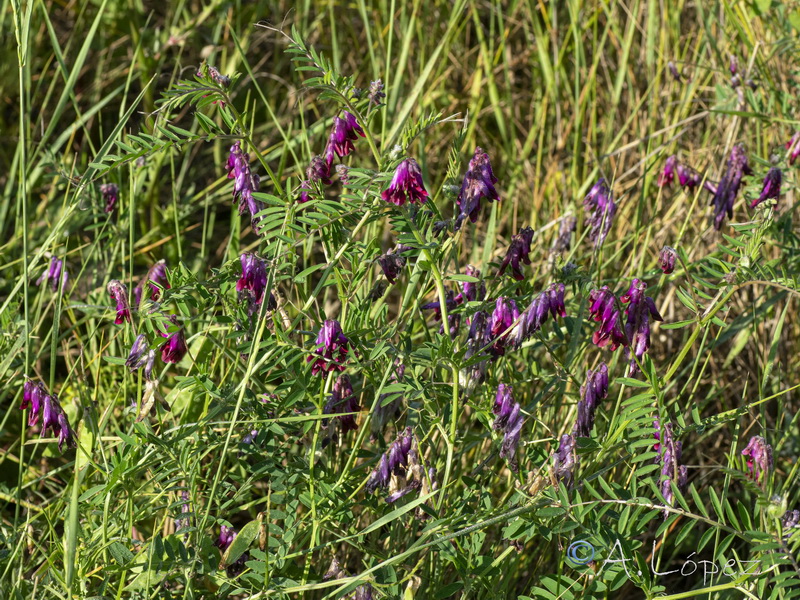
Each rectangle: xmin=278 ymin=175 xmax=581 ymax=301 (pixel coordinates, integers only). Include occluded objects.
xmin=2 ymin=0 xmax=800 ymax=598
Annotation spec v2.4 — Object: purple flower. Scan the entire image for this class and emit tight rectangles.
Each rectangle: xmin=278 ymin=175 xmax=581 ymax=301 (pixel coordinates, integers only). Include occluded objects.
xmin=126 ymin=334 xmax=156 ymax=380
xmin=336 ymin=164 xmax=350 ymax=184
xmin=368 ymin=79 xmax=385 ymax=104
xmin=381 ymin=158 xmax=428 ymax=206
xmin=35 ymin=391 xmax=77 ymax=452
xmin=355 ymin=583 xmax=374 ymax=600
xmin=492 ymin=384 xmax=524 ymax=471
xmin=742 ymin=435 xmax=773 ymax=484
xmin=710 ymin=144 xmax=751 ymax=230
xmin=455 ymin=265 xmax=486 ymax=304
xmin=489 ymin=297 xmax=520 ymax=357
xmin=786 ymin=132 xmax=800 ymax=166
xmin=324 ymin=111 xmax=365 ymax=170
xmin=676 ymin=163 xmax=704 ymax=189
xmin=237 ymin=254 xmax=268 ymax=305
xmin=659 ymin=246 xmax=677 ymax=275
xmin=551 ymin=433 xmax=577 ymax=487
xmin=499 ymin=226 xmax=534 ymax=281
xmin=323 ymin=373 xmax=359 ymax=435
xmin=512 ymin=283 xmax=566 ymax=347
xmin=36 ymin=256 xmax=68 ymax=291
xmin=587 ymin=286 xmax=626 ymax=350
xmin=226 ymin=141 xmax=264 ymax=229
xmin=583 ymin=178 xmax=616 ymax=246
xmin=783 ymin=509 xmax=800 ymax=531
xmin=215 ymin=525 xmax=236 ymax=551
xmin=455 ymin=147 xmax=500 ymax=229
xmin=297 ymin=180 xmax=313 ymax=204
xmin=459 ymin=310 xmax=490 ymax=395
xmin=21 ymin=380 xmax=47 ymax=427
xmin=658 ymin=422 xmax=688 ymax=514
xmin=551 ymin=216 xmax=577 ymax=255
xmin=100 ymin=183 xmax=119 ymax=214
xmin=107 ymin=280 xmax=131 ymax=325
xmin=668 ymin=61 xmax=681 ymax=81
xmin=160 ymin=316 xmax=188 ymax=364
xmin=421 ymin=290 xmax=461 ymax=338
xmin=620 ymin=278 xmax=663 ymax=375
xmin=307 ymin=319 xmax=350 ymax=376
xmin=574 ymin=363 xmax=609 ymax=438
xmin=366 ymin=427 xmax=413 ymax=493
xmin=653 ymin=418 xmax=661 ymax=453
xmin=134 ymin=260 xmax=169 ymax=306
xmin=307 ymin=155 xmax=332 ymax=185
xmin=175 ymin=490 xmax=191 ymax=532
xmin=729 ymin=54 xmax=738 ymax=76
xmin=377 ymin=245 xmax=409 ymax=284
xmin=658 ymin=155 xmax=678 ymax=187
xmin=750 ymin=167 xmax=781 ymax=208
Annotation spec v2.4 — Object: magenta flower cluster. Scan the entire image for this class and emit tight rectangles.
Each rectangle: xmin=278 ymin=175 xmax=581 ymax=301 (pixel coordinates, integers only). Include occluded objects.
xmin=21 ymin=380 xmax=77 ymax=452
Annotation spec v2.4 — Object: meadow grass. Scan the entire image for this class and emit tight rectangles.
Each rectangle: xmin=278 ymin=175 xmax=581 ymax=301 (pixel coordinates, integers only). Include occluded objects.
xmin=2 ymin=0 xmax=800 ymax=598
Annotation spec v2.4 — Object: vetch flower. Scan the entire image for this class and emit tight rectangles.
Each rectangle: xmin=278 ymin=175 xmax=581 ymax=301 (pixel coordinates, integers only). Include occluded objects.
xmin=489 ymin=297 xmax=520 ymax=356
xmin=381 ymin=158 xmax=428 ymax=206
xmin=582 ymin=178 xmax=616 ymax=246
xmin=658 ymin=155 xmax=678 ymax=187
xmin=550 ymin=215 xmax=577 ymax=255
xmin=786 ymin=132 xmax=800 ymax=166
xmin=37 ymin=256 xmax=68 ymax=291
xmin=459 ymin=310 xmax=491 ymax=395
xmin=214 ymin=524 xmax=248 ymax=576
xmin=307 ymin=154 xmax=332 ymax=186
xmin=676 ymin=163 xmax=704 ymax=189
xmin=455 ymin=265 xmax=486 ymax=304
xmin=750 ymin=167 xmax=781 ymax=208
xmin=368 ymin=79 xmax=385 ymax=104
xmin=659 ymin=246 xmax=677 ymax=275
xmin=455 ymin=147 xmax=500 ymax=229
xmin=307 ymin=319 xmax=350 ymax=376
xmin=620 ymin=278 xmax=663 ymax=375
xmin=729 ymin=54 xmax=738 ymax=76
xmin=710 ymin=144 xmax=751 ymax=230
xmin=226 ymin=141 xmax=264 ymax=229
xmin=237 ymin=254 xmax=268 ymax=305
xmin=324 ymin=111 xmax=364 ymax=169
xmin=668 ymin=61 xmax=681 ymax=81
xmin=421 ymin=290 xmax=461 ymax=338
xmin=512 ymin=283 xmax=566 ymax=347
xmin=100 ymin=183 xmax=119 ymax=214
xmin=658 ymin=422 xmax=688 ymax=515
xmin=134 ymin=260 xmax=169 ymax=306
xmin=323 ymin=373 xmax=359 ymax=435
xmin=21 ymin=380 xmax=46 ymax=427
xmin=587 ymin=286 xmax=626 ymax=350
xmin=366 ymin=427 xmax=413 ymax=493
xmin=27 ymin=387 xmax=77 ymax=452
xmin=499 ymin=226 xmax=534 ymax=281
xmin=742 ymin=435 xmax=773 ymax=484
xmin=551 ymin=433 xmax=577 ymax=487
xmin=160 ymin=316 xmax=188 ymax=364
xmin=175 ymin=490 xmax=191 ymax=533
xmin=107 ymin=280 xmax=131 ymax=324
xmin=376 ymin=245 xmax=410 ymax=284
xmin=573 ymin=363 xmax=609 ymax=438
xmin=126 ymin=334 xmax=156 ymax=380
xmin=297 ymin=180 xmax=313 ymax=204
xmin=492 ymin=384 xmax=524 ymax=471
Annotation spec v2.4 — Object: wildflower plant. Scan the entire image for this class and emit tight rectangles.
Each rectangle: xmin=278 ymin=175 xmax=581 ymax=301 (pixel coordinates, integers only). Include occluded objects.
xmin=6 ymin=7 xmax=800 ymax=600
